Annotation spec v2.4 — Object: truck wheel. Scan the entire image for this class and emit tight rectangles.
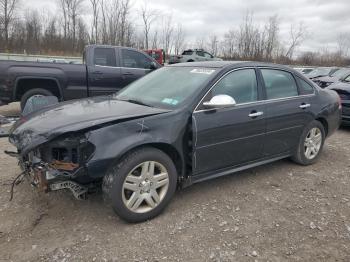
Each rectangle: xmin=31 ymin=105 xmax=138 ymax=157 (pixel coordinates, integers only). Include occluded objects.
xmin=20 ymin=88 xmax=54 ymax=110
xmin=102 ymin=147 xmax=177 ymax=223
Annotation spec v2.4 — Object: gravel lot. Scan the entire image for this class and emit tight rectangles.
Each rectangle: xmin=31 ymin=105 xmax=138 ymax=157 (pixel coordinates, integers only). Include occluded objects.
xmin=0 ymin=104 xmax=350 ymax=261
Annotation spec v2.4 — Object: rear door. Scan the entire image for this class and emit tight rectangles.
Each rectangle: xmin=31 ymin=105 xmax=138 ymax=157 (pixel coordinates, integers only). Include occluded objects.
xmin=119 ymin=49 xmax=153 ymax=87
xmin=259 ymin=68 xmax=314 ymax=157
xmin=87 ymin=47 xmax=123 ymax=97
xmin=193 ymin=68 xmax=266 ymax=175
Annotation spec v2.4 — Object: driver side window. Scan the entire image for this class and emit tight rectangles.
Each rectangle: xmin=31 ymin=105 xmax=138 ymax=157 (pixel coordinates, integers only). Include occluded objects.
xmin=207 ymin=69 xmax=258 ymax=104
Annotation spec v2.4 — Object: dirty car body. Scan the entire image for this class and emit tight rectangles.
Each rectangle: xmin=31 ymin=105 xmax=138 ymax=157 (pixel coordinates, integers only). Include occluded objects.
xmin=8 ymin=61 xmax=341 ymax=221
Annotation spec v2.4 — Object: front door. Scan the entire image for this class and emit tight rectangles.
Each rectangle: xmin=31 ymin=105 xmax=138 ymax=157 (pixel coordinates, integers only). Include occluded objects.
xmin=193 ymin=68 xmax=266 ymax=175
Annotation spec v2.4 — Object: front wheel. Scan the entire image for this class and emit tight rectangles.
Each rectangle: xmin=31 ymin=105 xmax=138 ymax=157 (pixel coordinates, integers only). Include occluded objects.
xmin=292 ymin=120 xmax=325 ymax=165
xmin=102 ymin=147 xmax=177 ymax=223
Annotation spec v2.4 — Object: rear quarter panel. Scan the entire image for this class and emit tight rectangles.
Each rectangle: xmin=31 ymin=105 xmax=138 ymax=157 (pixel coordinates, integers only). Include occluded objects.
xmin=311 ymin=88 xmax=341 ymax=136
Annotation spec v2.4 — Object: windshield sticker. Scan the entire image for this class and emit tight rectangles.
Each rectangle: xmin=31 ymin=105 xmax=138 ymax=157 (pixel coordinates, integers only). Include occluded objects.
xmin=162 ymin=98 xmax=179 ymax=105
xmin=190 ymin=68 xmax=215 ymax=75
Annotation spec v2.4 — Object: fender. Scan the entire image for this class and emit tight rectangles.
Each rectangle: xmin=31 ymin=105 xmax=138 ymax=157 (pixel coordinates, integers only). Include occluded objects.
xmin=85 ymin=114 xmax=188 ymax=179
xmin=13 ymin=76 xmax=64 ymax=101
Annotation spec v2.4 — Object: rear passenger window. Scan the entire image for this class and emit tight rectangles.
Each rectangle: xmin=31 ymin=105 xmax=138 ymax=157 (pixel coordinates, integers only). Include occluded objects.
xmin=296 ymin=76 xmax=314 ymax=95
xmin=210 ymin=69 xmax=258 ymax=104
xmin=94 ymin=48 xmax=116 ymax=67
xmin=261 ymin=69 xmax=298 ymax=99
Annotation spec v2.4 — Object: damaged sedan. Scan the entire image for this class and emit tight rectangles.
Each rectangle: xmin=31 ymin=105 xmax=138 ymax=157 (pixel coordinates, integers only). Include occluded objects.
xmin=8 ymin=61 xmax=341 ymax=222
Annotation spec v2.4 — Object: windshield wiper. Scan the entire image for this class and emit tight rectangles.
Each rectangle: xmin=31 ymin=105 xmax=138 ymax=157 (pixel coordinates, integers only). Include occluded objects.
xmin=119 ymin=98 xmax=154 ymax=108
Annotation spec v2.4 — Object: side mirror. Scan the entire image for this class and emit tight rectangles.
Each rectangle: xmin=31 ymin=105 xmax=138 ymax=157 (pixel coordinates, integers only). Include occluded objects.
xmin=150 ymin=61 xmax=158 ymax=70
xmin=202 ymin=95 xmax=236 ymax=109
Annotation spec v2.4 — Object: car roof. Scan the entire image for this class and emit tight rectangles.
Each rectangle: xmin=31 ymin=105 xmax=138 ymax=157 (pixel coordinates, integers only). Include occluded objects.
xmin=167 ymin=61 xmax=294 ymax=71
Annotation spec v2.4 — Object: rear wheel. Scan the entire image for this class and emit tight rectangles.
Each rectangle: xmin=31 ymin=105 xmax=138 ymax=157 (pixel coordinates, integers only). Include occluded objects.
xmin=292 ymin=120 xmax=325 ymax=165
xmin=102 ymin=147 xmax=177 ymax=223
xmin=20 ymin=88 xmax=55 ymax=111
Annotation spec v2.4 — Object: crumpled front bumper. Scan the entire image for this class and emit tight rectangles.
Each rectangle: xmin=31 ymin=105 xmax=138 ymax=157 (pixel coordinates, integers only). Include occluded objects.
xmin=13 ymin=154 xmax=89 ymax=200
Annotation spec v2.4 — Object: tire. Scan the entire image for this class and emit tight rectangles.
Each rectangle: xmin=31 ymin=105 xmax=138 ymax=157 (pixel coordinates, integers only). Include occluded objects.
xmin=291 ymin=120 xmax=325 ymax=165
xmin=20 ymin=88 xmax=54 ymax=110
xmin=102 ymin=147 xmax=177 ymax=223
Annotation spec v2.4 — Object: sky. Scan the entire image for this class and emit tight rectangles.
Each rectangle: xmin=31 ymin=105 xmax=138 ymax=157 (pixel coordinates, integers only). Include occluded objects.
xmin=22 ymin=0 xmax=350 ymax=54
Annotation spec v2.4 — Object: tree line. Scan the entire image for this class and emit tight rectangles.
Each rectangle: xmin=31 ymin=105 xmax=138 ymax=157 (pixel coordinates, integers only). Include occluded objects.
xmin=0 ymin=0 xmax=349 ymax=65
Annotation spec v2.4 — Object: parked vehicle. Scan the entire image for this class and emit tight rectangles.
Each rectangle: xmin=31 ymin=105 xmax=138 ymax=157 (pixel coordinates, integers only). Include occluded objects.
xmin=327 ymin=74 xmax=350 ymax=125
xmin=169 ymin=49 xmax=222 ymax=64
xmin=144 ymin=49 xmax=165 ymax=65
xmin=293 ymin=67 xmax=315 ymax=75
xmin=0 ymin=45 xmax=161 ymax=109
xmin=8 ymin=61 xmax=341 ymax=222
xmin=313 ymin=68 xmax=350 ymax=88
xmin=307 ymin=67 xmax=339 ymax=81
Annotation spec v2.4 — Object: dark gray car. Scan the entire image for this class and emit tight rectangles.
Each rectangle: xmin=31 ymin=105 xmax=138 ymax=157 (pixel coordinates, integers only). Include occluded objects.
xmin=8 ymin=61 xmax=341 ymax=222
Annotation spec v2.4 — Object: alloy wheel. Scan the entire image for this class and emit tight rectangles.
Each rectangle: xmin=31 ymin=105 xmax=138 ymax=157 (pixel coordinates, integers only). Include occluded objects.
xmin=304 ymin=127 xmax=322 ymax=160
xmin=122 ymin=161 xmax=169 ymax=213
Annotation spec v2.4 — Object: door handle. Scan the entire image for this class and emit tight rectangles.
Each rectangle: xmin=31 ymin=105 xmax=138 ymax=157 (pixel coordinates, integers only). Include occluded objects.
xmin=92 ymin=71 xmax=103 ymax=74
xmin=249 ymin=111 xmax=264 ymax=118
xmin=299 ymin=103 xmax=311 ymax=109
xmin=123 ymin=72 xmax=134 ymax=76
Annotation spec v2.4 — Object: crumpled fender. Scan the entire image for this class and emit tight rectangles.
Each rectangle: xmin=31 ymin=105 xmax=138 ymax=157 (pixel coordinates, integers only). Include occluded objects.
xmin=85 ymin=111 xmax=190 ymax=179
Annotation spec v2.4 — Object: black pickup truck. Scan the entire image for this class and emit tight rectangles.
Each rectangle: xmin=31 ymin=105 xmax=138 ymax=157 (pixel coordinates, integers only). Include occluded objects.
xmin=0 ymin=45 xmax=161 ymax=109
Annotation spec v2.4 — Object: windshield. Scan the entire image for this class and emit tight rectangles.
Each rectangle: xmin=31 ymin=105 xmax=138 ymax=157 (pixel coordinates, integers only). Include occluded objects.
xmin=116 ymin=67 xmax=217 ymax=109
xmin=331 ymin=68 xmax=350 ymax=78
xmin=308 ymin=68 xmax=331 ymax=77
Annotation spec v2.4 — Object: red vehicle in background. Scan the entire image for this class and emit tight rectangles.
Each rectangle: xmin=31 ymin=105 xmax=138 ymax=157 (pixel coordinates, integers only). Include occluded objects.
xmin=144 ymin=49 xmax=165 ymax=65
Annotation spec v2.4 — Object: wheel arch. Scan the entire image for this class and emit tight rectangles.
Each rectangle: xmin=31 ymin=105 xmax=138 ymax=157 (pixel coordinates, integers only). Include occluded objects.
xmin=14 ymin=77 xmax=63 ymax=101
xmin=315 ymin=117 xmax=329 ymax=137
xmin=120 ymin=143 xmax=185 ymax=180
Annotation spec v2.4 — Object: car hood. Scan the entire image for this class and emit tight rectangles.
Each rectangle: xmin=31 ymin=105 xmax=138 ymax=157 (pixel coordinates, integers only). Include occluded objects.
xmin=308 ymin=74 xmax=328 ymax=80
xmin=9 ymin=96 xmax=170 ymax=154
xmin=316 ymin=76 xmax=336 ymax=83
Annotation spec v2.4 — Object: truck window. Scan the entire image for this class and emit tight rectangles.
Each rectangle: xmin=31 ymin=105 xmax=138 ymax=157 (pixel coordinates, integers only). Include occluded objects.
xmin=94 ymin=48 xmax=116 ymax=67
xmin=121 ymin=49 xmax=152 ymax=69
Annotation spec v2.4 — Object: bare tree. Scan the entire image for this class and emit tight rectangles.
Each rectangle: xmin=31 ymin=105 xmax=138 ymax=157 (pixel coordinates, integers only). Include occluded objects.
xmin=222 ymin=29 xmax=236 ymax=58
xmin=161 ymin=14 xmax=174 ymax=55
xmin=336 ymin=33 xmax=350 ymax=58
xmin=208 ymin=35 xmax=219 ymax=56
xmin=58 ymin=0 xmax=69 ymax=39
xmin=69 ymin=0 xmax=84 ymax=50
xmin=0 ymin=0 xmax=19 ymax=50
xmin=140 ymin=3 xmax=158 ymax=49
xmin=285 ymin=22 xmax=306 ymax=59
xmin=173 ymin=23 xmax=185 ymax=55
xmin=119 ymin=0 xmax=131 ymax=46
xmin=263 ymin=15 xmax=279 ymax=60
xmin=90 ymin=0 xmax=100 ymax=44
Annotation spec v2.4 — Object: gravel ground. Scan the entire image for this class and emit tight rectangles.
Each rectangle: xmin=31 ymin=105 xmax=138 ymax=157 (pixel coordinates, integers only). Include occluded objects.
xmin=0 ymin=106 xmax=349 ymax=261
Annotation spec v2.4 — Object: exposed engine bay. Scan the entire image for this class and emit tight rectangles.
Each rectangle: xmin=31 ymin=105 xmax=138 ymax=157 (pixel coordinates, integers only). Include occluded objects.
xmin=11 ymin=134 xmax=96 ymax=200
